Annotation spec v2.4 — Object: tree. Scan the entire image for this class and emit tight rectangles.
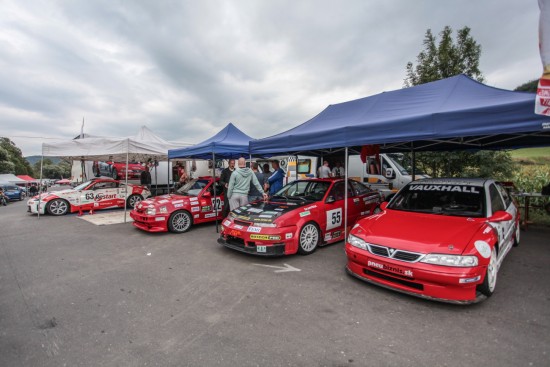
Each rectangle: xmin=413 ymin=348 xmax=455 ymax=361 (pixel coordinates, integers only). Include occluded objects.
xmin=402 ymin=26 xmax=514 ymax=178
xmin=405 ymin=26 xmax=484 ymax=87
xmin=0 ymin=137 xmax=34 ymax=175
xmin=514 ymin=79 xmax=538 ymax=92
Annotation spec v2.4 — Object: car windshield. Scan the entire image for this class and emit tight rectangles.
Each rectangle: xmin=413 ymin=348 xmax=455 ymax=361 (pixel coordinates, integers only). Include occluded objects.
xmin=177 ymin=179 xmax=208 ymax=197
xmin=74 ymin=181 xmax=93 ymax=191
xmin=388 ymin=183 xmax=485 ymax=217
xmin=272 ymin=180 xmax=331 ymax=202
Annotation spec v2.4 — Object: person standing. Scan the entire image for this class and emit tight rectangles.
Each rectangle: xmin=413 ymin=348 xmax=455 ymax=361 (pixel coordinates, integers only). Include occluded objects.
xmin=266 ymin=160 xmax=285 ymax=196
xmin=178 ymin=164 xmax=188 ymax=187
xmin=220 ymin=159 xmax=235 ymax=217
xmin=248 ymin=162 xmax=265 ymax=203
xmin=227 ymin=158 xmax=267 ymax=210
xmin=318 ymin=161 xmax=332 ymax=178
xmin=332 ymin=161 xmax=345 ymax=178
xmin=140 ymin=165 xmax=152 ymax=191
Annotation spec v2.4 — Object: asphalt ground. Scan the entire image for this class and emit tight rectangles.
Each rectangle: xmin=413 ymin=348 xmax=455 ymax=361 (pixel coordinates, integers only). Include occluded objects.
xmin=0 ymin=198 xmax=549 ymax=367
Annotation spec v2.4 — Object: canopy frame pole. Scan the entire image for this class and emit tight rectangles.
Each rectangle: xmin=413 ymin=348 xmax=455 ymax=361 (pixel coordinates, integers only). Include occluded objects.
xmin=167 ymin=158 xmax=170 ymax=194
xmin=37 ymin=154 xmax=44 ymax=220
xmin=213 ymin=152 xmax=219 ymax=233
xmin=411 ymin=144 xmax=416 ymax=182
xmin=344 ymin=147 xmax=348 ymax=241
xmin=124 ymin=138 xmax=129 ymax=223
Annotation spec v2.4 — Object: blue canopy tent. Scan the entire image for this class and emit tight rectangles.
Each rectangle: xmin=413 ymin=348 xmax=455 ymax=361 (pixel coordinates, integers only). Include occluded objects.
xmin=250 ymin=75 xmax=550 ymax=156
xmin=168 ymin=123 xmax=254 ymax=232
xmin=249 ymin=74 xmax=550 ymax=239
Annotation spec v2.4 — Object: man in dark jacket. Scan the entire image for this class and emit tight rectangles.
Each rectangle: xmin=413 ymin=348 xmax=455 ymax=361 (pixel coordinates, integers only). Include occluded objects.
xmin=266 ymin=160 xmax=285 ymax=196
xmin=140 ymin=165 xmax=152 ymax=191
xmin=219 ymin=159 xmax=235 ymax=217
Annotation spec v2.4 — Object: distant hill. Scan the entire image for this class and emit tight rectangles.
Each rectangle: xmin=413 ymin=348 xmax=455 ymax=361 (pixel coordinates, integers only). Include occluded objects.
xmin=25 ymin=156 xmax=62 ymax=165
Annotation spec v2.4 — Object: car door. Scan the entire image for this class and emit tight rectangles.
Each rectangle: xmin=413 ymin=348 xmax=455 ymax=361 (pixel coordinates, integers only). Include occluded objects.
xmin=488 ymin=183 xmax=514 ymax=255
xmin=91 ymin=181 xmax=120 ymax=209
xmin=495 ymin=183 xmax=517 ymax=248
xmin=322 ymin=181 xmax=350 ymax=240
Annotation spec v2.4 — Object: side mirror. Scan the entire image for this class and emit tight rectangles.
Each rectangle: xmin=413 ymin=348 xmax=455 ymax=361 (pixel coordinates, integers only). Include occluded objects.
xmin=384 ymin=168 xmax=395 ymax=179
xmin=488 ymin=210 xmax=513 ymax=222
xmin=380 ymin=202 xmax=388 ymax=210
xmin=202 ymin=191 xmax=212 ymax=198
xmin=326 ymin=196 xmax=335 ymax=204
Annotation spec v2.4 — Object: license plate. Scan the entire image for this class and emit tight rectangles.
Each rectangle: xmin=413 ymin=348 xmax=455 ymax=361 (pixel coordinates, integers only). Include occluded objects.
xmin=257 ymin=245 xmax=267 ymax=253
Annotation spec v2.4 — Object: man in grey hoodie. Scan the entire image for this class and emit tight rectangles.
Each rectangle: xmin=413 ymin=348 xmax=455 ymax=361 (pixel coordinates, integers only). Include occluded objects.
xmin=227 ymin=157 xmax=267 ymax=210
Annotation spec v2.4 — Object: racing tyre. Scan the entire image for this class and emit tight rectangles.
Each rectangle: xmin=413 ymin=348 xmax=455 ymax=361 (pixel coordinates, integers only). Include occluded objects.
xmin=111 ymin=168 xmax=118 ymax=179
xmin=297 ymin=222 xmax=320 ymax=255
xmin=47 ymin=199 xmax=69 ymax=216
xmin=168 ymin=210 xmax=192 ymax=233
xmin=513 ymin=224 xmax=521 ymax=247
xmin=477 ymin=247 xmax=498 ymax=298
xmin=126 ymin=194 xmax=142 ymax=209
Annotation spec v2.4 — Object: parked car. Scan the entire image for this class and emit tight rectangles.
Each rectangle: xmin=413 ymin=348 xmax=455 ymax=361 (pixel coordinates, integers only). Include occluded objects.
xmin=219 ymin=178 xmax=383 ymax=256
xmin=130 ymin=177 xmax=225 ymax=233
xmin=0 ymin=184 xmax=24 ymax=201
xmin=345 ymin=178 xmax=520 ymax=304
xmin=92 ymin=161 xmax=145 ymax=180
xmin=27 ymin=178 xmax=151 ymax=216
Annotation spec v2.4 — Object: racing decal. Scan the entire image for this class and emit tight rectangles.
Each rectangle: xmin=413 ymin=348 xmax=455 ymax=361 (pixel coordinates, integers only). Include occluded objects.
xmin=229 ymin=229 xmax=242 ymax=236
xmin=201 ymin=206 xmax=211 ymax=212
xmin=155 ymin=217 xmax=165 ymax=221
xmin=234 ymin=209 xmax=242 ymax=213
xmin=191 ymin=206 xmax=200 ymax=212
xmin=483 ymin=227 xmax=492 ymax=234
xmin=326 ymin=208 xmax=342 ymax=230
xmin=303 ymin=205 xmax=317 ymax=211
xmin=158 ymin=199 xmax=169 ymax=204
xmin=368 ymin=260 xmax=414 ymax=277
xmin=247 ymin=226 xmax=261 ymax=233
xmin=363 ymin=196 xmax=380 ymax=205
xmin=211 ymin=198 xmax=223 ymax=211
xmin=285 ymin=233 xmax=293 ymax=239
xmin=159 ymin=206 xmax=168 ymax=213
xmin=194 ymin=214 xmax=199 ymax=218
xmin=223 ymin=219 xmax=231 ymax=226
xmin=324 ymin=233 xmax=332 ymax=241
xmin=259 ymin=214 xmax=273 ymax=218
xmin=174 ymin=203 xmax=183 ymax=208
xmin=94 ymin=202 xmax=100 ymax=207
xmin=262 ymin=211 xmax=279 ymax=215
xmin=236 ymin=215 xmax=251 ymax=221
xmin=85 ymin=193 xmax=118 ymax=201
xmin=253 ymin=218 xmax=274 ymax=223
xmin=299 ymin=211 xmax=311 ymax=217
xmin=333 ymin=230 xmax=341 ymax=238
xmin=204 ymin=213 xmax=216 ymax=218
xmin=234 ymin=225 xmax=244 ymax=230
xmin=250 ymin=234 xmax=281 ymax=241
xmin=172 ymin=200 xmax=183 ymax=204
xmin=409 ymin=185 xmax=480 ymax=194
xmin=474 ymin=240 xmax=492 ymax=258
xmin=247 ymin=208 xmax=263 ymax=213
xmin=353 ymin=198 xmax=360 ymax=204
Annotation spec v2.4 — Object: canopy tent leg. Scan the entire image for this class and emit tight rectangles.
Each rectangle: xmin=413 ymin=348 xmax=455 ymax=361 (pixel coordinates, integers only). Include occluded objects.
xmin=37 ymin=155 xmax=44 ymax=220
xmin=344 ymin=147 xmax=349 ymax=241
xmin=411 ymin=145 xmax=416 ymax=182
xmin=213 ymin=152 xmax=219 ymax=233
xmin=167 ymin=158 xmax=170 ymax=194
xmin=124 ymin=139 xmax=129 ymax=223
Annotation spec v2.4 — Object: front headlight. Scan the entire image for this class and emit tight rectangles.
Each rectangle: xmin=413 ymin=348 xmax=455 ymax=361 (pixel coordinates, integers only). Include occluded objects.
xmin=254 ymin=222 xmax=276 ymax=228
xmin=347 ymin=234 xmax=369 ymax=250
xmin=420 ymin=254 xmax=478 ymax=267
xmin=146 ymin=206 xmax=156 ymax=215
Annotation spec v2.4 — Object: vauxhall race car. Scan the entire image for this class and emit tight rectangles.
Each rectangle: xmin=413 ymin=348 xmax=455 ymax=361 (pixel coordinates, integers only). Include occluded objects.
xmin=130 ymin=177 xmax=225 ymax=233
xmin=92 ymin=161 xmax=145 ymax=179
xmin=345 ymin=178 xmax=520 ymax=304
xmin=27 ymin=178 xmax=150 ymax=216
xmin=218 ymin=178 xmax=383 ymax=256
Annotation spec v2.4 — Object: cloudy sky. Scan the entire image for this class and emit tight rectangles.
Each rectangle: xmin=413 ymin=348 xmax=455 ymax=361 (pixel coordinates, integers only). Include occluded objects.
xmin=1 ymin=0 xmax=543 ymax=156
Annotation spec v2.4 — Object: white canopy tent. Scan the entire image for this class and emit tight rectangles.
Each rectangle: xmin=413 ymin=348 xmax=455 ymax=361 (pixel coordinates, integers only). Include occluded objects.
xmin=38 ymin=126 xmax=192 ymax=221
xmin=0 ymin=174 xmax=27 ymax=184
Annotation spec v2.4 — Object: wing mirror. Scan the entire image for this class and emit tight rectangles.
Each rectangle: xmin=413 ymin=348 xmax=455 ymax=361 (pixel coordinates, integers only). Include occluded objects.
xmin=326 ymin=196 xmax=335 ymax=204
xmin=488 ymin=211 xmax=513 ymax=222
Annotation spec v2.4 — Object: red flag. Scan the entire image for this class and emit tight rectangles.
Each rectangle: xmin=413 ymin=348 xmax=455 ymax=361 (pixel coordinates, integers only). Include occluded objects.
xmin=360 ymin=145 xmax=380 ymax=163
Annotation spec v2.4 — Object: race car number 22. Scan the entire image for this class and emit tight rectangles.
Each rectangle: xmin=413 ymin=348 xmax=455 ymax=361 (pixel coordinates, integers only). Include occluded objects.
xmin=326 ymin=208 xmax=342 ymax=230
xmin=211 ymin=198 xmax=223 ymax=211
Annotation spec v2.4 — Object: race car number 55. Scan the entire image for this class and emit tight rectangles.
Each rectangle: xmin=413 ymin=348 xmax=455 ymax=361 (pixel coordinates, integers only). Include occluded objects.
xmin=326 ymin=208 xmax=342 ymax=230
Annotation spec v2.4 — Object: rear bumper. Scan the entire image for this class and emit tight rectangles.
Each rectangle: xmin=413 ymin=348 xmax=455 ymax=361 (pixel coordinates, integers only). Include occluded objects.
xmin=218 ymin=236 xmax=286 ymax=256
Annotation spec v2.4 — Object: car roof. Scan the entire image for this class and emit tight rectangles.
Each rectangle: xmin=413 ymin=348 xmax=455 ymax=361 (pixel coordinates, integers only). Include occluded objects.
xmin=409 ymin=177 xmax=489 ymax=187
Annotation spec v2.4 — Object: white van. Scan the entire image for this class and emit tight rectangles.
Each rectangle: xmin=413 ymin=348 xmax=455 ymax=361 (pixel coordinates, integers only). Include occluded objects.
xmin=256 ymin=156 xmax=319 ymax=184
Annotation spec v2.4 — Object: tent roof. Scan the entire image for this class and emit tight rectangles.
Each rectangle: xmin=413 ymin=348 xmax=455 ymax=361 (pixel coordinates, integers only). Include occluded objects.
xmin=0 ymin=174 xmax=27 ymax=184
xmin=168 ymin=123 xmax=253 ymax=159
xmin=16 ymin=175 xmax=37 ymax=182
xmin=250 ymin=75 xmax=550 ymax=155
xmin=42 ymin=126 xmax=190 ymax=160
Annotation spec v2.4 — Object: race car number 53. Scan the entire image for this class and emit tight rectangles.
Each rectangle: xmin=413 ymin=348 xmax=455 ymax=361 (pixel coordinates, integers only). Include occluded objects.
xmin=326 ymin=208 xmax=342 ymax=230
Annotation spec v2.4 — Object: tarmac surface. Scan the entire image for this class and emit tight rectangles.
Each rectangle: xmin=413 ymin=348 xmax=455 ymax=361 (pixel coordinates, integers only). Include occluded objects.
xmin=0 ymin=198 xmax=549 ymax=367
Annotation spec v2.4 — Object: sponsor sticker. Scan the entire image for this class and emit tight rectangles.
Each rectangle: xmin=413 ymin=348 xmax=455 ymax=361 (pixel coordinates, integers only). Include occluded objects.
xmin=229 ymin=229 xmax=242 ymax=236
xmin=326 ymin=208 xmax=342 ymax=230
xmin=274 ymin=208 xmax=284 ymax=211
xmin=333 ymin=230 xmax=341 ymax=238
xmin=304 ymin=205 xmax=318 ymax=211
xmin=204 ymin=213 xmax=216 ymax=218
xmin=262 ymin=211 xmax=279 ymax=215
xmin=259 ymin=214 xmax=273 ymax=218
xmin=299 ymin=211 xmax=311 ymax=217
xmin=474 ymin=240 xmax=492 ymax=258
xmin=201 ymin=206 xmax=211 ymax=212
xmin=159 ymin=206 xmax=168 ymax=213
xmin=247 ymin=226 xmax=261 ymax=233
xmin=409 ymin=185 xmax=480 ymax=194
xmin=285 ymin=233 xmax=293 ymax=239
xmin=234 ymin=209 xmax=241 ymax=214
xmin=172 ymin=200 xmax=183 ymax=204
xmin=368 ymin=260 xmax=414 ymax=277
xmin=324 ymin=233 xmax=332 ymax=241
xmin=250 ymin=234 xmax=281 ymax=241
xmin=223 ymin=219 xmax=231 ymax=226
xmin=254 ymin=218 xmax=273 ymax=223
xmin=234 ymin=225 xmax=244 ymax=230
xmin=191 ymin=206 xmax=200 ymax=212
xmin=158 ymin=199 xmax=169 ymax=204
xmin=194 ymin=214 xmax=199 ymax=218
xmin=155 ymin=217 xmax=165 ymax=221
xmin=247 ymin=208 xmax=263 ymax=213
xmin=363 ymin=197 xmax=379 ymax=205
xmin=353 ymin=198 xmax=360 ymax=204
xmin=174 ymin=203 xmax=183 ymax=208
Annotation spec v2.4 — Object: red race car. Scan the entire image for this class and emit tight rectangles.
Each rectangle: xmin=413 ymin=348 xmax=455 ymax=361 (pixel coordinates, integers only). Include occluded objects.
xmin=345 ymin=178 xmax=520 ymax=304
xmin=27 ymin=178 xmax=150 ymax=215
xmin=130 ymin=177 xmax=225 ymax=233
xmin=93 ymin=161 xmax=145 ymax=179
xmin=218 ymin=178 xmax=383 ymax=256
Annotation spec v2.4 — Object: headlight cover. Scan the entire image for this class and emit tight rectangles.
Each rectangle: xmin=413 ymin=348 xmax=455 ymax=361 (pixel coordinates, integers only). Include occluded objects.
xmin=420 ymin=254 xmax=478 ymax=267
xmin=146 ymin=206 xmax=156 ymax=215
xmin=347 ymin=234 xmax=369 ymax=250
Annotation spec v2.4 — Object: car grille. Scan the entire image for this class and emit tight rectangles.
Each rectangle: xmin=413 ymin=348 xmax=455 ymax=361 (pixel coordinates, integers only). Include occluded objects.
xmin=234 ymin=219 xmax=253 ymax=227
xmin=367 ymin=244 xmax=423 ymax=263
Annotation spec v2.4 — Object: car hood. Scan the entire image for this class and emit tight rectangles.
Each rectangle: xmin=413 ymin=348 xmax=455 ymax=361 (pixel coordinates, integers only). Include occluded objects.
xmin=138 ymin=194 xmax=194 ymax=208
xmin=230 ymin=200 xmax=311 ymax=223
xmin=353 ymin=209 xmax=487 ymax=254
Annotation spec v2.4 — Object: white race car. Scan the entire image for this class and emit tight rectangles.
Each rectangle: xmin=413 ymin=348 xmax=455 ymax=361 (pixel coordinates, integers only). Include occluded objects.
xmin=27 ymin=178 xmax=151 ymax=216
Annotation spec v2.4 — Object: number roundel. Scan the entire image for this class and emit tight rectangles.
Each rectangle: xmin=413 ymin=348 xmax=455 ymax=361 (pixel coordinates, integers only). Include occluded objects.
xmin=326 ymin=208 xmax=342 ymax=230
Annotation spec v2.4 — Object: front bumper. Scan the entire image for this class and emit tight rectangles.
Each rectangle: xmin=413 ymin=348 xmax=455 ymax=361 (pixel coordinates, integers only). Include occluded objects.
xmin=129 ymin=211 xmax=168 ymax=232
xmin=345 ymin=245 xmax=487 ymax=304
xmin=27 ymin=200 xmax=46 ymax=214
xmin=217 ymin=236 xmax=286 ymax=256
